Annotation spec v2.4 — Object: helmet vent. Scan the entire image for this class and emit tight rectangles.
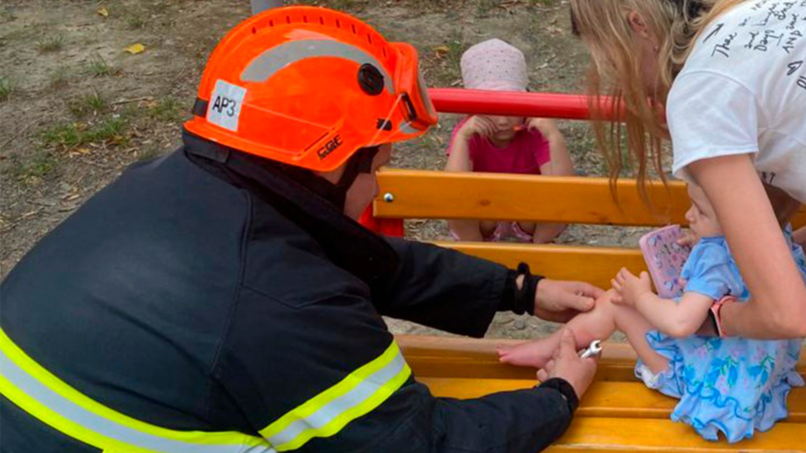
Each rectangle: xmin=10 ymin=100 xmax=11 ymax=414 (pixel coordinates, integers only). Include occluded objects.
xmin=358 ymin=63 xmax=384 ymax=96
xmin=319 ymin=16 xmax=325 ymax=25
xmin=336 ymin=19 xmax=341 ymax=28
xmin=367 ymin=33 xmax=373 ymax=45
xmin=302 ymin=15 xmax=308 ymax=23
xmin=269 ymin=19 xmax=274 ymax=27
xmin=382 ymin=46 xmax=387 ymax=58
xmin=351 ymin=24 xmax=357 ymax=34
xmin=251 ymin=26 xmax=257 ymax=34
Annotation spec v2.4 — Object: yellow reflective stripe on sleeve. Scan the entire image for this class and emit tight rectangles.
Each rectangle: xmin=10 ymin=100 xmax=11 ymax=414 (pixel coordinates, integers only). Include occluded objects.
xmin=0 ymin=328 xmax=273 ymax=453
xmin=259 ymin=341 xmax=411 ymax=452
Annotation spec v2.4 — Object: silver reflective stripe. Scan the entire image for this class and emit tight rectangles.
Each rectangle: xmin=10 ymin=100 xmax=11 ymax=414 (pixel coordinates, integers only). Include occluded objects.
xmin=0 ymin=349 xmax=274 ymax=453
xmin=266 ymin=351 xmax=407 ymax=448
xmin=241 ymin=40 xmax=395 ymax=94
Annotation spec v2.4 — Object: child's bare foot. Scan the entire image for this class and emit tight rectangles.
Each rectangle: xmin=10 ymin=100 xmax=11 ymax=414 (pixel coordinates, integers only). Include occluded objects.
xmin=497 ymin=340 xmax=554 ymax=368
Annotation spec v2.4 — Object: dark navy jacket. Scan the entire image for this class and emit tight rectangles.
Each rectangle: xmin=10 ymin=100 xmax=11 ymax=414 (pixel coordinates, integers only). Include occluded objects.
xmin=0 ymin=132 xmax=575 ymax=453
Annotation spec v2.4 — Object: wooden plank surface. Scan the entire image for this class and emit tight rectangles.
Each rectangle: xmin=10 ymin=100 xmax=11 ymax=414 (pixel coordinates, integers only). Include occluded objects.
xmin=436 ymin=242 xmax=646 ymax=290
xmin=419 ymin=378 xmax=806 ymax=423
xmin=399 ymin=336 xmax=806 ymax=449
xmin=374 ymin=169 xmax=806 ymax=228
xmin=547 ymin=418 xmax=805 ymax=453
xmin=398 ymin=336 xmax=806 ymax=381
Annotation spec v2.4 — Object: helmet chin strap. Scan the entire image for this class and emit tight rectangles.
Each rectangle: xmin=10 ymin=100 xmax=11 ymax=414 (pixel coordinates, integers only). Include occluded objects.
xmin=266 ymin=146 xmax=380 ymax=211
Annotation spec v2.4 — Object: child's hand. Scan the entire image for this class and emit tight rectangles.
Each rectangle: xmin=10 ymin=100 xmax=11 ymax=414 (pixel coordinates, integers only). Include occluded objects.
xmin=611 ymin=268 xmax=653 ymax=307
xmin=458 ymin=116 xmax=496 ymax=140
xmin=525 ymin=117 xmax=560 ymax=138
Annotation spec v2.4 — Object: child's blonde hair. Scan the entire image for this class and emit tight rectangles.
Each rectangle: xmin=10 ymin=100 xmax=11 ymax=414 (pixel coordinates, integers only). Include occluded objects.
xmin=569 ymin=0 xmax=748 ymax=201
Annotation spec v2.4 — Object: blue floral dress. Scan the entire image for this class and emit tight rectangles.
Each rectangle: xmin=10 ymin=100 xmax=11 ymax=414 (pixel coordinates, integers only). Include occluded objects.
xmin=635 ymin=227 xmax=806 ymax=443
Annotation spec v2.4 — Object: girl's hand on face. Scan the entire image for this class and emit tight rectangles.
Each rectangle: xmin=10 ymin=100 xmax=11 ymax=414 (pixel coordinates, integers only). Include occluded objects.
xmin=458 ymin=116 xmax=497 ymax=140
xmin=611 ymin=268 xmax=653 ymax=307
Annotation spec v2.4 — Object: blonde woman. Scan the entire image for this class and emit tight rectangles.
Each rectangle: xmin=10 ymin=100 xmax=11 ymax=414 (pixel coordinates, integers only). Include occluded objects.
xmin=569 ymin=0 xmax=806 ymax=339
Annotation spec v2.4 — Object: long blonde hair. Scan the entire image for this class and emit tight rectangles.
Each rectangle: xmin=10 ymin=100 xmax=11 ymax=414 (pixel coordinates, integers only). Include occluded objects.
xmin=569 ymin=0 xmax=747 ymax=202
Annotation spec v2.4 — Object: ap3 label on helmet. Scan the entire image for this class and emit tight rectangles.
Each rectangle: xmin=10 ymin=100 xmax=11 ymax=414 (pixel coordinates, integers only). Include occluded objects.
xmin=207 ymin=80 xmax=246 ymax=132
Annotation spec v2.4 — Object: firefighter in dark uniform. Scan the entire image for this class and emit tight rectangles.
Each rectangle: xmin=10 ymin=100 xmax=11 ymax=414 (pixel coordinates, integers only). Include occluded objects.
xmin=0 ymin=7 xmax=602 ymax=453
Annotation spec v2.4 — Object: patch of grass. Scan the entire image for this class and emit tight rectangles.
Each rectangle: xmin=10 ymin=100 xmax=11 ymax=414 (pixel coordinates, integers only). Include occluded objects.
xmin=148 ymin=97 xmax=183 ymax=122
xmin=5 ymin=152 xmax=58 ymax=184
xmin=86 ymin=54 xmax=113 ymax=77
xmin=69 ymin=92 xmax=108 ymax=118
xmin=126 ymin=14 xmax=146 ymax=30
xmin=0 ymin=76 xmax=14 ymax=101
xmin=37 ymin=34 xmax=65 ymax=53
xmin=326 ymin=0 xmax=359 ymax=10
xmin=41 ymin=117 xmax=128 ymax=149
xmin=475 ymin=0 xmax=499 ymax=17
xmin=48 ymin=68 xmax=70 ymax=89
xmin=424 ymin=30 xmax=466 ymax=87
xmin=1 ymin=9 xmax=17 ymax=23
xmin=90 ymin=117 xmax=127 ymax=143
xmin=152 ymin=1 xmax=170 ymax=13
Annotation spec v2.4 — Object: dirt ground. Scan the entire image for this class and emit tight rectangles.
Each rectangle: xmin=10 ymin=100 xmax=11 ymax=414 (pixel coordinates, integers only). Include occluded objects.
xmin=0 ymin=0 xmax=641 ymax=341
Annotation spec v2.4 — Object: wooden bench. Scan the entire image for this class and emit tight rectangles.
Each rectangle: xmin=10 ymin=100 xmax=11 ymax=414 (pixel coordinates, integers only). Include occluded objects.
xmin=398 ymin=336 xmax=806 ymax=453
xmin=375 ymin=88 xmax=806 ymax=451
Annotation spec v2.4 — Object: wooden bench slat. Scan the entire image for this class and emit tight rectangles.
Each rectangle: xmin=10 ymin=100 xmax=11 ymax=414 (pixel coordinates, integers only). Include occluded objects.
xmin=375 ymin=170 xmax=687 ymax=226
xmin=436 ymin=242 xmax=647 ymax=290
xmin=374 ymin=169 xmax=806 ymax=228
xmin=418 ymin=378 xmax=806 ymax=423
xmin=398 ymin=336 xmax=806 ymax=382
xmin=547 ymin=418 xmax=804 ymax=452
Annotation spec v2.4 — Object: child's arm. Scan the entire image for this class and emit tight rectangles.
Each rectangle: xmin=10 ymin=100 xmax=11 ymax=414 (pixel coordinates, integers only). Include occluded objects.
xmin=612 ymin=269 xmax=713 ymax=338
xmin=445 ymin=116 xmax=495 ymax=173
xmin=445 ymin=117 xmax=495 ymax=242
xmin=528 ymin=118 xmax=574 ymax=177
xmin=528 ymin=118 xmax=574 ymax=243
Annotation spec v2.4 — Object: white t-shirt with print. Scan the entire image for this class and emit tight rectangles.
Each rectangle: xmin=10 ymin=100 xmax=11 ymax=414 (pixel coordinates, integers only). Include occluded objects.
xmin=668 ymin=0 xmax=806 ymax=202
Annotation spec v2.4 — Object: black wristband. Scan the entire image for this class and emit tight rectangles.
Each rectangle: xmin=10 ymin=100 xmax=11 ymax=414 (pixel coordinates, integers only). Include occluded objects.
xmin=500 ymin=263 xmax=543 ymax=315
xmin=516 ymin=263 xmax=541 ymax=315
xmin=539 ymin=378 xmax=579 ymax=413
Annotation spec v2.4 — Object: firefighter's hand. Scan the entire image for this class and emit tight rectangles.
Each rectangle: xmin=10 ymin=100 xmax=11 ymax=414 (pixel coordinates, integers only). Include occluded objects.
xmin=537 ymin=329 xmax=598 ymax=399
xmin=533 ymin=279 xmax=604 ymax=323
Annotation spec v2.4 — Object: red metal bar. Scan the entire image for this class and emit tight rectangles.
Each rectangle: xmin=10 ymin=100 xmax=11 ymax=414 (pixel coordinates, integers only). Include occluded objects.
xmin=364 ymin=88 xmax=618 ymax=236
xmin=428 ymin=88 xmax=619 ymax=121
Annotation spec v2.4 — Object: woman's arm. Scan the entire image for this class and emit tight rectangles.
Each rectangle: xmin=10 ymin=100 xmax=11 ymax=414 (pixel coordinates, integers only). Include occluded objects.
xmin=687 ymin=154 xmax=806 ymax=338
xmin=612 ymin=269 xmax=712 ymax=337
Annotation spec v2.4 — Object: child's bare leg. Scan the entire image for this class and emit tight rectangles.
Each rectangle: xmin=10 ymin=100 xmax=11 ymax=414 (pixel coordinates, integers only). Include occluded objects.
xmin=499 ymin=290 xmax=668 ymax=373
xmin=609 ymin=298 xmax=669 ymax=374
xmin=498 ymin=291 xmax=619 ymax=368
xmin=528 ymin=223 xmax=567 ymax=244
xmin=447 ymin=219 xmax=485 ymax=241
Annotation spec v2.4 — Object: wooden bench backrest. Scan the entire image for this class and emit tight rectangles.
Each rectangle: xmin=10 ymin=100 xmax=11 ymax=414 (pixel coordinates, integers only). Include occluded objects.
xmin=372 ymin=170 xmax=806 ymax=288
xmin=371 ymin=89 xmax=806 ymax=288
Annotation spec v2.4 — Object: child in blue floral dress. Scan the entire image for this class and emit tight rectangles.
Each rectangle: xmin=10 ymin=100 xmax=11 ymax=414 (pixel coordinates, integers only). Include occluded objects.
xmin=499 ymin=183 xmax=806 ymax=443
